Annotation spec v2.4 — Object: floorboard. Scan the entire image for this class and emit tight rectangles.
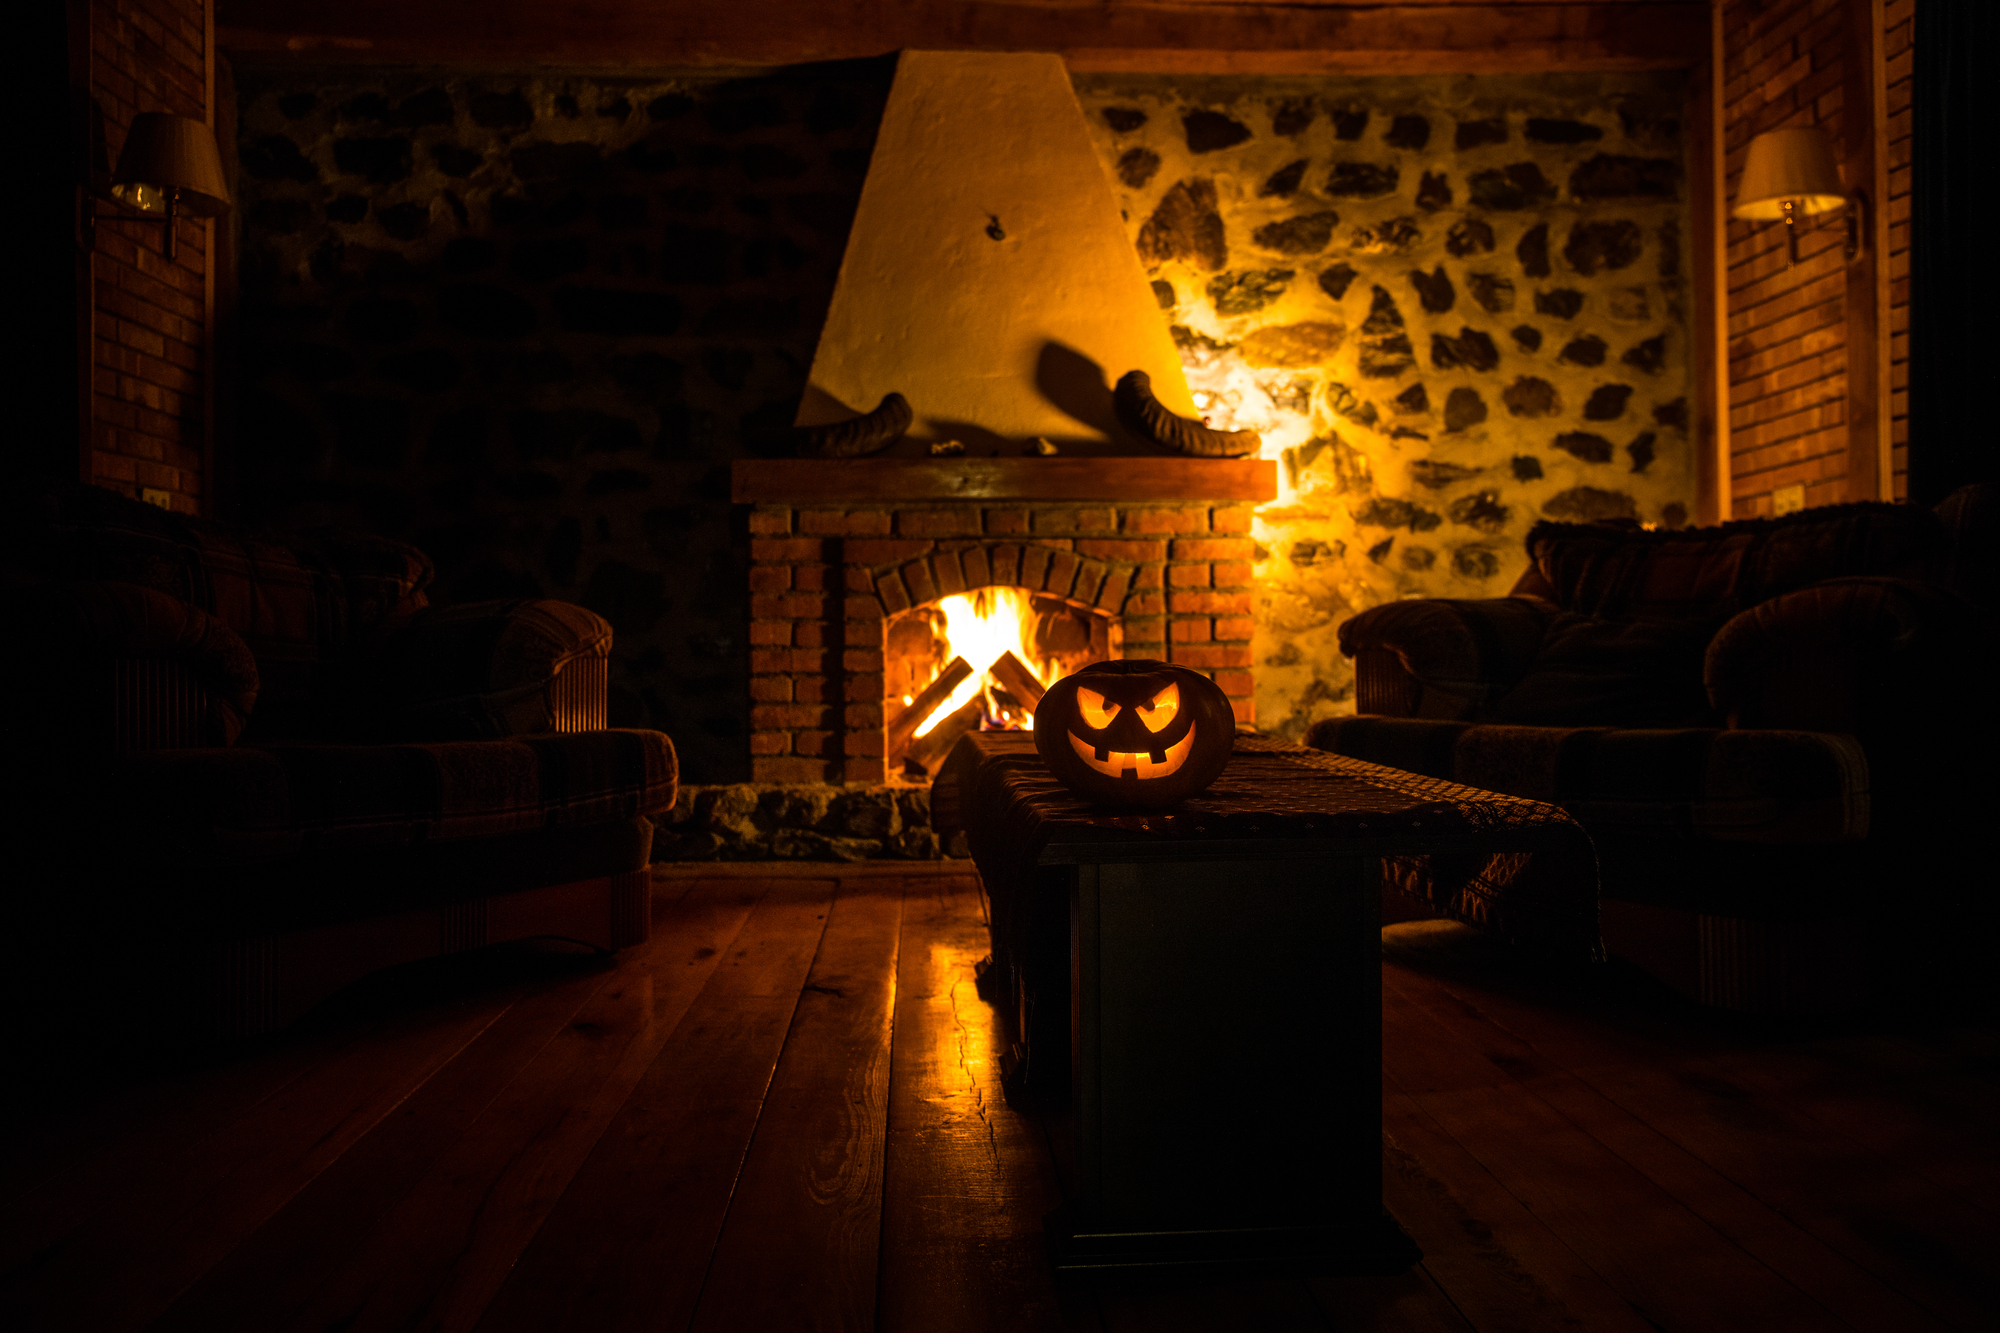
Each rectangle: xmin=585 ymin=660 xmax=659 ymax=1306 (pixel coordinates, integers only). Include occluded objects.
xmin=1390 ymin=960 xmax=2000 ymax=1329
xmin=4 ymin=864 xmax=1998 ymax=1333
xmin=875 ymin=874 xmax=1092 ymax=1333
xmin=469 ymin=875 xmax=838 ymax=1333
xmin=6 ymin=973 xmax=522 ymax=1333
xmin=1306 ymin=1267 xmax=1479 ymax=1333
xmin=1372 ymin=1115 xmax=1646 ymax=1333
xmin=1387 ymin=966 xmax=1956 ymax=1333
xmin=143 ymin=874 xmax=734 ymax=1333
xmin=688 ymin=878 xmax=904 ymax=1333
xmin=1381 ymin=974 xmax=1849 ymax=1331
xmin=1093 ymin=1273 xmax=1332 ymax=1332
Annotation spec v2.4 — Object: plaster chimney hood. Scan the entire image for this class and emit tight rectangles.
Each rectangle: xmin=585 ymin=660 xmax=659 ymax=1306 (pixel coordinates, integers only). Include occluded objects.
xmin=796 ymin=50 xmax=1204 ymax=452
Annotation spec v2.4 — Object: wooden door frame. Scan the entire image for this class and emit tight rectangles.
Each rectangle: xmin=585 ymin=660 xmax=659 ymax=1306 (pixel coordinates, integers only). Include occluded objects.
xmin=1843 ymin=0 xmax=1894 ymax=502
xmin=1691 ymin=0 xmax=1730 ymax=524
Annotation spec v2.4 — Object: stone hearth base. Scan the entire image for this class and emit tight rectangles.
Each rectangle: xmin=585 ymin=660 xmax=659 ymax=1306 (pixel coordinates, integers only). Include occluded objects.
xmin=650 ymin=782 xmax=968 ymax=862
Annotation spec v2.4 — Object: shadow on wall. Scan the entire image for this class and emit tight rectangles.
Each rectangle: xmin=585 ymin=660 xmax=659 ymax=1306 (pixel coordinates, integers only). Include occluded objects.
xmin=231 ymin=64 xmax=896 ymax=781
xmin=1033 ymin=341 xmax=1158 ymax=455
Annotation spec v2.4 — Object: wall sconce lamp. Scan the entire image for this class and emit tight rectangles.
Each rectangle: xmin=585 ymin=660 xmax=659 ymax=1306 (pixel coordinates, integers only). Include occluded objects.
xmin=1731 ymin=126 xmax=1859 ymax=270
xmin=99 ymin=113 xmax=231 ymax=262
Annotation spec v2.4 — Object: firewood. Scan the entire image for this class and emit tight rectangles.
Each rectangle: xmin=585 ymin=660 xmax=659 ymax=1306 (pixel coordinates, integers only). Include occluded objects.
xmin=903 ymin=694 xmax=985 ymax=775
xmin=988 ymin=650 xmax=1046 ymax=715
xmin=887 ymin=656 xmax=972 ymax=756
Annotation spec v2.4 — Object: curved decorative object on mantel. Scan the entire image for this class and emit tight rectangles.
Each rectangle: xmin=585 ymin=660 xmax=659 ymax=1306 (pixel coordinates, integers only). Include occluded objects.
xmin=1113 ymin=370 xmax=1262 ymax=458
xmin=797 ymin=392 xmax=913 ymax=458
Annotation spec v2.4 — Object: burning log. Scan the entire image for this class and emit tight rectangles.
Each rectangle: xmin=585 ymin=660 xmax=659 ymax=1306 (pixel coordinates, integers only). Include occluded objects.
xmin=988 ymin=650 xmax=1046 ymax=716
xmin=886 ymin=656 xmax=973 ymax=759
xmin=902 ymin=693 xmax=985 ymax=776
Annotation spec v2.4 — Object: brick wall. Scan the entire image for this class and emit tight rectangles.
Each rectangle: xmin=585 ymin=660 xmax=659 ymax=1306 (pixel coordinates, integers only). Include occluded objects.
xmin=746 ymin=502 xmax=1255 ymax=782
xmin=1721 ymin=0 xmax=1903 ymax=515
xmin=88 ymin=0 xmax=211 ymax=514
xmin=1883 ymin=0 xmax=1911 ymax=500
xmin=1721 ymin=0 xmax=1850 ymax=517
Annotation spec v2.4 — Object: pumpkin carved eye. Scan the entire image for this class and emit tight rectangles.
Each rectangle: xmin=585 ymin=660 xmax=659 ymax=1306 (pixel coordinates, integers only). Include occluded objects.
xmin=1136 ymin=682 xmax=1180 ymax=733
xmin=1076 ymin=687 xmax=1119 ymax=730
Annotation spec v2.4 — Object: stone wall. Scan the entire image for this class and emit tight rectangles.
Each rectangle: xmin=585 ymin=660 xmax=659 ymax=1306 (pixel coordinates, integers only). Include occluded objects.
xmin=651 ymin=783 xmax=960 ymax=862
xmin=230 ymin=66 xmax=893 ymax=781
xmin=1073 ymin=72 xmax=1696 ymax=738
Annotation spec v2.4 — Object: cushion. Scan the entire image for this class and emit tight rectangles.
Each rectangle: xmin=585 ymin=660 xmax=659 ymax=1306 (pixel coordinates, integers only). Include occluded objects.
xmin=115 ymin=729 xmax=678 ymax=861
xmin=1335 ymin=596 xmax=1556 ymax=702
xmin=1490 ymin=614 xmax=1717 ymax=727
xmin=375 ymin=599 xmax=614 ymax=739
xmin=1522 ymin=501 xmax=1947 ymax=623
xmin=1302 ymin=715 xmax=1468 ymax=781
xmin=15 ymin=483 xmax=432 ymax=732
xmin=1704 ymin=576 xmax=1981 ymax=734
xmin=1935 ymin=482 xmax=1994 ymax=615
xmin=31 ymin=580 xmax=259 ymax=745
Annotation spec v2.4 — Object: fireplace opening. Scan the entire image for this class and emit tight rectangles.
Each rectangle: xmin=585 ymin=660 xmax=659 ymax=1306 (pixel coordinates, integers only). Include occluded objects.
xmin=885 ymin=586 xmax=1119 ymax=777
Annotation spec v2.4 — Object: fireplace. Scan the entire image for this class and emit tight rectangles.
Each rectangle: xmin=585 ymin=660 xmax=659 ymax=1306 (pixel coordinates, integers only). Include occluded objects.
xmin=881 ymin=584 xmax=1116 ymax=774
xmin=735 ymin=458 xmax=1270 ymax=783
xmin=729 ymin=49 xmax=1283 ymax=786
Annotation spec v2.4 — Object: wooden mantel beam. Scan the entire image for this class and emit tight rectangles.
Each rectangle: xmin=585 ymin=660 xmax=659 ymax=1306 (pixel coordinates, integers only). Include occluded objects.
xmin=217 ymin=1 xmax=1708 ymax=74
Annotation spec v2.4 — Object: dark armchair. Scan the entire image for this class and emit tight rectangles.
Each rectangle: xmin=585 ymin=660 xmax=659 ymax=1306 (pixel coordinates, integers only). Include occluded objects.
xmin=1309 ymin=486 xmax=1993 ymax=1014
xmin=6 ymin=485 xmax=678 ymax=1043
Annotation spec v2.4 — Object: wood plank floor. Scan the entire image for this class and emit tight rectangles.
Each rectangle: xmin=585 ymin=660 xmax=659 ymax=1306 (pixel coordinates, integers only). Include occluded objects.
xmin=4 ymin=864 xmax=1996 ymax=1332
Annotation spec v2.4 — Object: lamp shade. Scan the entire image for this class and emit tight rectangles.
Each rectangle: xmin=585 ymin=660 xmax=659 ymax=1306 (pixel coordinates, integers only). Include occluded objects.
xmin=111 ymin=113 xmax=231 ymax=217
xmin=1732 ymin=126 xmax=1846 ymax=219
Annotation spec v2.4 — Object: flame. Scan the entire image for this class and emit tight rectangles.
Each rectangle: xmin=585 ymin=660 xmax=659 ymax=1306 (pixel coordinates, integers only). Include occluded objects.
xmin=911 ymin=587 xmax=1051 ymax=737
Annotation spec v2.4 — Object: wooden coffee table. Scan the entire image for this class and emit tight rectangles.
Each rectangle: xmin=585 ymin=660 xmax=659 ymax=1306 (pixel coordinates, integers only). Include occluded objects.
xmin=938 ymin=731 xmax=1596 ymax=1275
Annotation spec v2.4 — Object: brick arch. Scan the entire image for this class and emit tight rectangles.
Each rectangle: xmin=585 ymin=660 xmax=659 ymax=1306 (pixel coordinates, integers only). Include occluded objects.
xmin=746 ymin=502 xmax=1255 ymax=782
xmin=872 ymin=543 xmax=1135 ymax=621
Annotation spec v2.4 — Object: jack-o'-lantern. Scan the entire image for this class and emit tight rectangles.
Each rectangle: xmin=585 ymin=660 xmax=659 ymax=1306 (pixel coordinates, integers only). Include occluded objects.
xmin=1034 ymin=659 xmax=1235 ymax=807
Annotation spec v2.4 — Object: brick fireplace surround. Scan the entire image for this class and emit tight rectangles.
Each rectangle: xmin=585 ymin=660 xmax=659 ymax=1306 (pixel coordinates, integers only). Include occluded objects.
xmin=735 ymin=457 xmax=1276 ymax=783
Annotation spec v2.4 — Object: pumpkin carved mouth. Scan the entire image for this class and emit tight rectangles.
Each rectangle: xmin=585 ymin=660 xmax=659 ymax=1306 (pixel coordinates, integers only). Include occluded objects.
xmin=1067 ymin=727 xmax=1197 ymax=780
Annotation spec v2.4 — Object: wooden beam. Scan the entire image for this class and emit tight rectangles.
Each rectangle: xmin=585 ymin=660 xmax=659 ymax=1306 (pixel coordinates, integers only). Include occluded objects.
xmin=1842 ymin=0 xmax=1893 ymax=503
xmin=733 ymin=457 xmax=1278 ymax=504
xmin=202 ymin=0 xmax=217 ymax=520
xmin=1690 ymin=0 xmax=1728 ymax=525
xmin=217 ymin=1 xmax=1708 ymax=73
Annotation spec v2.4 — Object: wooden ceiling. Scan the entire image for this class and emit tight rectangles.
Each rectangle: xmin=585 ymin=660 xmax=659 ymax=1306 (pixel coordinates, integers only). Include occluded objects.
xmin=216 ymin=1 xmax=1708 ymax=74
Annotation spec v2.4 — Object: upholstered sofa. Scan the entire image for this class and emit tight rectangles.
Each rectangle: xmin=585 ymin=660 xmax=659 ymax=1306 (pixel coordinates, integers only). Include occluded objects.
xmin=5 ymin=485 xmax=677 ymax=1042
xmin=1309 ymin=486 xmax=1993 ymax=1014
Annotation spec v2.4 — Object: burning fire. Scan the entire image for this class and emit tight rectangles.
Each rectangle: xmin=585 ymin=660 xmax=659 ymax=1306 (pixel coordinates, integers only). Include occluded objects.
xmin=912 ymin=587 xmax=1053 ymax=736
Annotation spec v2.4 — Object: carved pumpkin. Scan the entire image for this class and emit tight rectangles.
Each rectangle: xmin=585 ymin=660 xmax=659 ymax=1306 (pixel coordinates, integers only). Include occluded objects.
xmin=1034 ymin=659 xmax=1236 ymax=807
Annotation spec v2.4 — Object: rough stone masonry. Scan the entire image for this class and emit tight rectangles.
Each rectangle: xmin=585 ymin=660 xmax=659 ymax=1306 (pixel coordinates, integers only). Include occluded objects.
xmin=1076 ymin=72 xmax=1696 ymax=739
